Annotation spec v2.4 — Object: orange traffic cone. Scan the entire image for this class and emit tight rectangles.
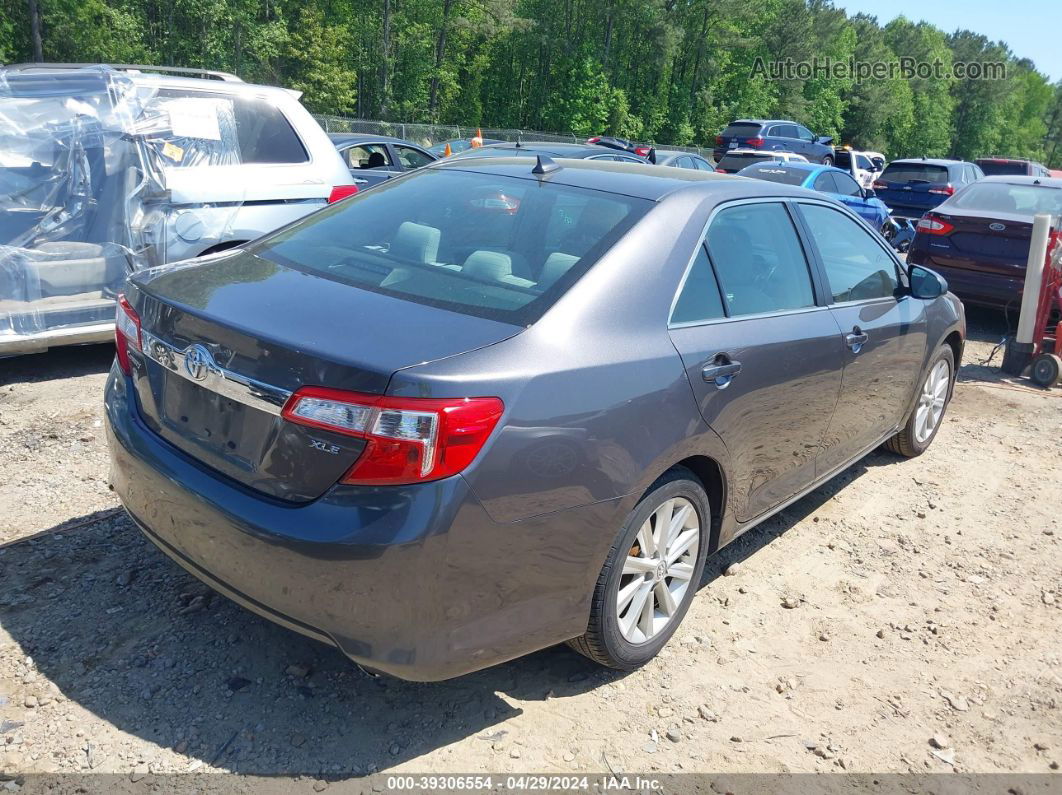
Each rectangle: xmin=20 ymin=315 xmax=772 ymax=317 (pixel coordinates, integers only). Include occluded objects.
xmin=471 ymin=128 xmax=483 ymax=148
xmin=444 ymin=142 xmax=453 ymax=157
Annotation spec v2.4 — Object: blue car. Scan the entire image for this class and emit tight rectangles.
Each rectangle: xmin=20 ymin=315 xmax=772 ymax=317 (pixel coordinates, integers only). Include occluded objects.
xmin=737 ymin=161 xmax=891 ymax=233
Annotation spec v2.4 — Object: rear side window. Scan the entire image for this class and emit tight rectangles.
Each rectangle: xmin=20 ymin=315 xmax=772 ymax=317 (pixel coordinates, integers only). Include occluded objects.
xmin=253 ymin=169 xmax=649 ymax=324
xmin=799 ymin=203 xmax=899 ymax=302
xmin=671 ymin=246 xmax=725 ymax=324
xmin=705 ymin=203 xmax=816 ymax=317
xmin=880 ymin=163 xmax=950 ymax=184
xmin=721 ymin=122 xmax=763 ymax=138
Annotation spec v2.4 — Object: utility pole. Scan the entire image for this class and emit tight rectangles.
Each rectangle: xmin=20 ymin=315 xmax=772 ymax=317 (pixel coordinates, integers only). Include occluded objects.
xmin=27 ymin=0 xmax=43 ymax=61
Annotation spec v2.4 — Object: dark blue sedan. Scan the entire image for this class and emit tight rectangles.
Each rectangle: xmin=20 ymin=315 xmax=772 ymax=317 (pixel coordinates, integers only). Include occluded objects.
xmin=737 ymin=161 xmax=891 ymax=233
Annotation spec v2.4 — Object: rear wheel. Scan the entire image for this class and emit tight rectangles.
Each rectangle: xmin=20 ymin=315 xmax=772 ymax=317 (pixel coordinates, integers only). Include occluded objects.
xmin=886 ymin=345 xmax=954 ymax=457
xmin=568 ymin=468 xmax=710 ymax=669
xmin=822 ymin=155 xmax=834 ymax=166
xmin=1030 ymin=353 xmax=1062 ymax=388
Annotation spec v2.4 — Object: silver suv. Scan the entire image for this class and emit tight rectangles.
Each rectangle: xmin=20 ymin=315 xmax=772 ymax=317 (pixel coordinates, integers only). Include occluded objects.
xmin=0 ymin=64 xmax=353 ymax=355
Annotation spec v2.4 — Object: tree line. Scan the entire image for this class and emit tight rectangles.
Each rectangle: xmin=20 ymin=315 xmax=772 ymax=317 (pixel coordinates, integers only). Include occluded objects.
xmin=2 ymin=0 xmax=1061 ymax=165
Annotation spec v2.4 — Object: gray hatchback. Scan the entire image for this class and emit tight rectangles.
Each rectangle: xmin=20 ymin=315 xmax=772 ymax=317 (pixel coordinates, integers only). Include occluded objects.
xmin=106 ymin=157 xmax=965 ymax=680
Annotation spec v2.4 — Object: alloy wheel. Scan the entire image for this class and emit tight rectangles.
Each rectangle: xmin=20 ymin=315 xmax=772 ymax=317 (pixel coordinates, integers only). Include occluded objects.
xmin=616 ymin=497 xmax=700 ymax=644
xmin=914 ymin=359 xmax=951 ymax=443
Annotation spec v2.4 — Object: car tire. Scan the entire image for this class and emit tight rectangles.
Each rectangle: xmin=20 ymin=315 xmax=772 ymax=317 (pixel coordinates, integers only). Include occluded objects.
xmin=568 ymin=467 xmax=710 ymax=670
xmin=886 ymin=345 xmax=955 ymax=457
xmin=822 ymin=155 xmax=834 ymax=166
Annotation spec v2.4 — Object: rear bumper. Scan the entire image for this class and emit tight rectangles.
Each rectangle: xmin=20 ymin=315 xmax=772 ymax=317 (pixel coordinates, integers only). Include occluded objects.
xmin=105 ymin=365 xmax=603 ymax=680
xmin=0 ymin=322 xmax=114 ymax=355
xmin=911 ymin=255 xmax=1023 ymax=309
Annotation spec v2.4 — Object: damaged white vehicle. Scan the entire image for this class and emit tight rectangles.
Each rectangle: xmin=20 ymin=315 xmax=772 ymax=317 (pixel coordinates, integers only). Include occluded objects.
xmin=0 ymin=64 xmax=354 ymax=356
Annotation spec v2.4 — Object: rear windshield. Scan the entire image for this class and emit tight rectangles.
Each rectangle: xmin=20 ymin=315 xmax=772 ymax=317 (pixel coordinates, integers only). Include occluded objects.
xmin=949 ymin=182 xmax=1062 ymax=216
xmin=880 ymin=163 xmax=950 ymax=184
xmin=736 ymin=165 xmax=808 ymax=185
xmin=721 ymin=123 xmax=762 ymax=138
xmin=975 ymin=160 xmax=1030 ymax=176
xmin=717 ymin=152 xmax=782 ymax=170
xmin=252 ymin=169 xmax=650 ymax=324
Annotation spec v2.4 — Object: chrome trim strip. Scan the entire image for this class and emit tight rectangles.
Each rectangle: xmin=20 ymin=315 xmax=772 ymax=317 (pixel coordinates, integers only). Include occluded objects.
xmin=139 ymin=331 xmax=292 ymax=416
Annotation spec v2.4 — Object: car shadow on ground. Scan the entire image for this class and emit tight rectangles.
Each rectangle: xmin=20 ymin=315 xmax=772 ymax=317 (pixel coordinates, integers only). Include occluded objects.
xmin=0 ymin=450 xmax=889 ymax=777
xmin=0 ymin=343 xmax=115 ymax=387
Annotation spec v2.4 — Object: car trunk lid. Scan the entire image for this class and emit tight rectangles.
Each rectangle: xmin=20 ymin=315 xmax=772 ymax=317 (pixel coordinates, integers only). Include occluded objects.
xmin=125 ymin=249 xmax=521 ymax=502
xmin=931 ymin=209 xmax=1034 ymax=276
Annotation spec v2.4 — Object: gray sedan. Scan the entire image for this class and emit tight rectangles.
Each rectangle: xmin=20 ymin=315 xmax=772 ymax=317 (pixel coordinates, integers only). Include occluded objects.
xmin=106 ymin=156 xmax=964 ymax=680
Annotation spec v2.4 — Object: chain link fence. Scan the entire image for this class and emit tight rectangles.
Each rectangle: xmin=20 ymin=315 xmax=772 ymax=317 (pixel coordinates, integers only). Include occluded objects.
xmin=313 ymin=115 xmax=715 ymax=159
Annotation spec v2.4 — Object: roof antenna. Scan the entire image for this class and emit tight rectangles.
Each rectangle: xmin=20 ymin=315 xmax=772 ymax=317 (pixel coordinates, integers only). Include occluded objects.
xmin=532 ymin=154 xmax=561 ymax=175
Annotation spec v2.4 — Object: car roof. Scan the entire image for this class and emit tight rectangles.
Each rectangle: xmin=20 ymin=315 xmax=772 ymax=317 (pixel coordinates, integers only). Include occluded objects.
xmin=430 ymin=155 xmax=822 ymax=202
xmin=328 ymin=133 xmax=410 ymax=145
xmin=730 ymin=119 xmax=804 ymax=126
xmin=978 ymin=175 xmax=1062 ymax=188
xmin=460 ymin=141 xmax=640 ymax=159
xmin=654 ymin=150 xmax=705 ymax=160
xmin=887 ymin=158 xmax=968 ymax=167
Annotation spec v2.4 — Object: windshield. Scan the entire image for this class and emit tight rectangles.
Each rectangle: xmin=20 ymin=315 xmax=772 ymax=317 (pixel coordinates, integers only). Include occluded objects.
xmin=975 ymin=160 xmax=1030 ymax=176
xmin=718 ymin=152 xmax=785 ymax=170
xmin=253 ymin=168 xmax=651 ymax=324
xmin=880 ymin=163 xmax=950 ymax=184
xmin=736 ymin=165 xmax=808 ymax=185
xmin=949 ymin=182 xmax=1062 ymax=216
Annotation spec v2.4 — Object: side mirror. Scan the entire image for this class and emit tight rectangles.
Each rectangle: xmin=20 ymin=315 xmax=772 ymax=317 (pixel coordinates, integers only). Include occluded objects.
xmin=909 ymin=265 xmax=948 ymax=299
xmin=648 ymin=147 xmax=657 ymax=165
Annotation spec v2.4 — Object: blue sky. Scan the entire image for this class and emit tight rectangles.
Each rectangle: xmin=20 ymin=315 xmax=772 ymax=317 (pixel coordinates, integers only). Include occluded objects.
xmin=834 ymin=0 xmax=1061 ymax=81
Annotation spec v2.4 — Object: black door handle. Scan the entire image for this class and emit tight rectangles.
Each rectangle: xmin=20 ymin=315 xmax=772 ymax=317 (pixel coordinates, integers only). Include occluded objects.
xmin=846 ymin=327 xmax=869 ymax=353
xmin=702 ymin=355 xmax=742 ymax=388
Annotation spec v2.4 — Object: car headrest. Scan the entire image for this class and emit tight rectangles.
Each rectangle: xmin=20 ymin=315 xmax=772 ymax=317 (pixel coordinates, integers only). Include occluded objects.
xmin=463 ymin=250 xmax=513 ymax=280
xmin=390 ymin=221 xmax=440 ymax=264
xmin=366 ymin=151 xmax=387 ymax=168
xmin=538 ymin=252 xmax=580 ymax=288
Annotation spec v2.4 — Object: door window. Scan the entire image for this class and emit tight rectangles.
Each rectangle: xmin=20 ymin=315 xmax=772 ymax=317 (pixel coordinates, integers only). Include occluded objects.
xmin=799 ymin=203 xmax=900 ymax=303
xmin=671 ymin=245 xmax=726 ymax=324
xmin=705 ymin=203 xmax=816 ymax=317
xmin=813 ymin=172 xmax=838 ymax=193
xmin=775 ymin=124 xmax=799 ymax=139
xmin=795 ymin=126 xmax=815 ymax=142
xmin=394 ymin=145 xmax=434 ymax=169
xmin=832 ymin=172 xmax=862 ymax=197
xmin=345 ymin=144 xmax=393 ymax=169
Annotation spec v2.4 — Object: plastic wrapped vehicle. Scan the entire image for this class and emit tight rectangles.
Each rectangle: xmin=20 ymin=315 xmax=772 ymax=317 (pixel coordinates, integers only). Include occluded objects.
xmin=0 ymin=64 xmax=354 ymax=356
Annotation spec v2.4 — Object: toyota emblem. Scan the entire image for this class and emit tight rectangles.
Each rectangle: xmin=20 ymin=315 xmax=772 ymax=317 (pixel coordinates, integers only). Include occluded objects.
xmin=184 ymin=344 xmax=214 ymax=381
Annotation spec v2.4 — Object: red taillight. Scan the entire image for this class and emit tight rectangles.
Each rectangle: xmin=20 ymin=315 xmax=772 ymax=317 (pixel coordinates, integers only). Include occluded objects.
xmin=746 ymin=137 xmax=764 ymax=148
xmin=715 ymin=136 xmax=724 ymax=146
xmin=916 ymin=215 xmax=955 ymax=236
xmin=928 ymin=183 xmax=955 ymax=196
xmin=634 ymin=145 xmax=651 ymax=157
xmin=114 ymin=293 xmax=141 ymax=375
xmin=281 ymin=387 xmax=504 ymax=485
xmin=872 ymin=180 xmax=888 ymax=190
xmin=587 ymin=136 xmax=601 ymax=143
xmin=327 ymin=185 xmax=359 ymax=203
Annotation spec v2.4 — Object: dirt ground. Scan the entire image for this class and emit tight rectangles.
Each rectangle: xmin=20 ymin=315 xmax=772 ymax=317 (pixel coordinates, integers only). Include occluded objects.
xmin=1 ymin=308 xmax=1060 ymax=784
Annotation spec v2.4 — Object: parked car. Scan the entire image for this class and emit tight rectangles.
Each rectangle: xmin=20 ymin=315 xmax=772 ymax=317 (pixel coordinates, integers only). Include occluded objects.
xmin=907 ymin=175 xmax=1062 ymax=308
xmin=427 ymin=137 xmax=503 ymax=156
xmin=652 ymin=150 xmax=715 ymax=171
xmin=451 ymin=141 xmax=645 ymax=163
xmin=588 ymin=135 xmax=652 ymax=158
xmin=736 ymin=162 xmax=891 ymax=234
xmin=714 ymin=149 xmax=807 ymax=173
xmin=872 ymin=158 xmax=983 ymax=222
xmin=974 ymin=157 xmax=1051 ymax=178
xmin=713 ymin=119 xmax=834 ymax=164
xmin=0 ymin=63 xmax=353 ymax=356
xmin=834 ymin=148 xmax=882 ymax=189
xmin=107 ymin=155 xmax=964 ymax=681
xmin=330 ymin=133 xmax=437 ymax=189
